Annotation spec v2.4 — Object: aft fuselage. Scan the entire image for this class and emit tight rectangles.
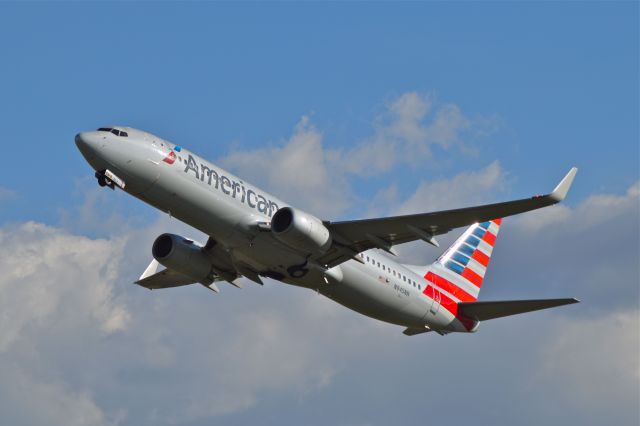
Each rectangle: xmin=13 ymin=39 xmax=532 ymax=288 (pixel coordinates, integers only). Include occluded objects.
xmin=75 ymin=127 xmax=470 ymax=333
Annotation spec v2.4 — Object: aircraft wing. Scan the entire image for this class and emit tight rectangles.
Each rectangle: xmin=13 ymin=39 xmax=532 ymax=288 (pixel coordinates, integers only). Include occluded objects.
xmin=135 ymin=259 xmax=196 ymax=289
xmin=315 ymin=168 xmax=577 ymax=268
xmin=135 ymin=258 xmax=230 ymax=293
xmin=135 ymin=239 xmax=258 ymax=293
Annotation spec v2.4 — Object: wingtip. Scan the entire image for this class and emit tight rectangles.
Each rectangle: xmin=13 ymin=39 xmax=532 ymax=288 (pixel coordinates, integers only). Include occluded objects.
xmin=138 ymin=258 xmax=160 ymax=281
xmin=550 ymin=167 xmax=578 ymax=202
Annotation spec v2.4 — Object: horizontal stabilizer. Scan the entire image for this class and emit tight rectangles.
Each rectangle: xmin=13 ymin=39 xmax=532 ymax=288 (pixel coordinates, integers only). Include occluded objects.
xmin=458 ymin=298 xmax=579 ymax=321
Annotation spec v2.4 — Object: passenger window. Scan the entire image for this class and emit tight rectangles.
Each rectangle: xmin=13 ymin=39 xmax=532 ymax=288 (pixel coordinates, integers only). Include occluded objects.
xmin=377 ymin=262 xmax=380 ymax=267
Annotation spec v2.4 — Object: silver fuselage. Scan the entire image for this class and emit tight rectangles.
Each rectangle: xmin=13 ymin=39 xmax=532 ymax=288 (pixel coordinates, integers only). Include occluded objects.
xmin=75 ymin=127 xmax=465 ymax=332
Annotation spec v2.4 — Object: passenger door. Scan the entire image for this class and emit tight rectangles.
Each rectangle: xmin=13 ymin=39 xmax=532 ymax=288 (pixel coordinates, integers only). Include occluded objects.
xmin=429 ymin=285 xmax=441 ymax=314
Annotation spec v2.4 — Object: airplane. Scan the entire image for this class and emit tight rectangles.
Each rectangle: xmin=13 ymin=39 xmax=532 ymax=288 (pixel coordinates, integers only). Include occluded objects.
xmin=75 ymin=126 xmax=579 ymax=336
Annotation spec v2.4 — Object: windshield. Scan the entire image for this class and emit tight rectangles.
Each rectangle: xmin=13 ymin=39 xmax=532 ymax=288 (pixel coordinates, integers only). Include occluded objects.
xmin=97 ymin=127 xmax=128 ymax=137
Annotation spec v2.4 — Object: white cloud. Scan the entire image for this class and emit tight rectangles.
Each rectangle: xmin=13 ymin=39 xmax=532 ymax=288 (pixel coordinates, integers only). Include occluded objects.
xmin=221 ymin=92 xmax=497 ymax=219
xmin=491 ymin=181 xmax=640 ymax=313
xmin=2 ymin=91 xmax=637 ymax=425
xmin=0 ymin=222 xmax=130 ymax=351
xmin=337 ymin=92 xmax=490 ymax=177
xmin=515 ymin=180 xmax=640 ymax=233
xmin=0 ymin=216 xmax=387 ymax=425
xmin=538 ymin=310 xmax=639 ymax=418
xmin=393 ymin=160 xmax=506 ymax=215
xmin=57 ymin=177 xmax=152 ymax=238
xmin=173 ymin=296 xmax=350 ymax=421
xmin=222 ymin=116 xmax=352 ymax=218
xmin=0 ymin=222 xmax=131 ymax=425
xmin=0 ymin=176 xmax=638 ymax=425
xmin=0 ymin=364 xmax=122 ymax=426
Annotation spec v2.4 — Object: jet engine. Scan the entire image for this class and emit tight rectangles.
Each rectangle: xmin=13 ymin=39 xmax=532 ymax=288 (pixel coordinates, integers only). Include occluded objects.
xmin=271 ymin=207 xmax=332 ymax=254
xmin=152 ymin=233 xmax=213 ymax=282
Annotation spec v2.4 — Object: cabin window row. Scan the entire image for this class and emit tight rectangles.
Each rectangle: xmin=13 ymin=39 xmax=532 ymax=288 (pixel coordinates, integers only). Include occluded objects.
xmin=364 ymin=255 xmax=422 ymax=291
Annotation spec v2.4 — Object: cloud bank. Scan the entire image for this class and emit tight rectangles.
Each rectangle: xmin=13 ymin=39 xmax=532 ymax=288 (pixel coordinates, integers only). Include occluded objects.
xmin=222 ymin=92 xmax=497 ymax=218
xmin=1 ymin=92 xmax=637 ymax=426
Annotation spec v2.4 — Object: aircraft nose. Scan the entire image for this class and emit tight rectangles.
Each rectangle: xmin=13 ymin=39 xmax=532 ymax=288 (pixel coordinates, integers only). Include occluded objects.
xmin=75 ymin=131 xmax=108 ymax=170
xmin=75 ymin=131 xmax=100 ymax=155
xmin=75 ymin=132 xmax=90 ymax=149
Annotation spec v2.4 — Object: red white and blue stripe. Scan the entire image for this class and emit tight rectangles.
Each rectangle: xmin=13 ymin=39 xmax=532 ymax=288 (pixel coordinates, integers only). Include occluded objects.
xmin=422 ymin=219 xmax=502 ymax=330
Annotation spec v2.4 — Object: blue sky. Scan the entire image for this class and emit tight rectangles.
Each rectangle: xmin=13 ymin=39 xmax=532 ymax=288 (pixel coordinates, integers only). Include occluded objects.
xmin=0 ymin=3 xmax=638 ymax=426
xmin=1 ymin=2 xmax=637 ymax=223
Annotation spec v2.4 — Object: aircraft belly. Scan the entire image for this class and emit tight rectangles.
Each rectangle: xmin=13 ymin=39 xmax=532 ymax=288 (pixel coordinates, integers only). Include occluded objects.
xmin=229 ymin=235 xmax=308 ymax=279
xmin=320 ymin=261 xmax=428 ymax=328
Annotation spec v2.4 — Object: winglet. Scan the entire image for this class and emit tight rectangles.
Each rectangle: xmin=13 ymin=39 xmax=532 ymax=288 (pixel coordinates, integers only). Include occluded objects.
xmin=138 ymin=259 xmax=160 ymax=282
xmin=550 ymin=167 xmax=578 ymax=202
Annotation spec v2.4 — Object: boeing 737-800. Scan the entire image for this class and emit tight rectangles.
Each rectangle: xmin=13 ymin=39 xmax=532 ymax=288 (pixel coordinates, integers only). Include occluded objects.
xmin=75 ymin=126 xmax=578 ymax=335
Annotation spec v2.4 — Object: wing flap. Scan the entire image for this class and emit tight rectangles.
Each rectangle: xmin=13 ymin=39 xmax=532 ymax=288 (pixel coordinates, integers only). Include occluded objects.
xmin=458 ymin=298 xmax=579 ymax=321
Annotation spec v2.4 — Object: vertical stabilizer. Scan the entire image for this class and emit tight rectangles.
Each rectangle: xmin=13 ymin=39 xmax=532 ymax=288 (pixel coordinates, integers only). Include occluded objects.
xmin=425 ymin=219 xmax=502 ymax=302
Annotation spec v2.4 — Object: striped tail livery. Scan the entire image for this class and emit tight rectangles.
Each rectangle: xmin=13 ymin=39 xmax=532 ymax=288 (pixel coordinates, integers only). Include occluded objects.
xmin=428 ymin=218 xmax=502 ymax=303
xmin=409 ymin=218 xmax=577 ymax=335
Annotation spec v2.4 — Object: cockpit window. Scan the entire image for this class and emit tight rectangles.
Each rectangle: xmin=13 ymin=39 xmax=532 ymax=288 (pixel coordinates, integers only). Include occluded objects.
xmin=96 ymin=127 xmax=128 ymax=137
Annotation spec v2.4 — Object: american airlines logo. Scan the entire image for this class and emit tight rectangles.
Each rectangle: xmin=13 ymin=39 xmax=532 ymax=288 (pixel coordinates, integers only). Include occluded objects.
xmin=183 ymin=154 xmax=280 ymax=217
xmin=163 ymin=150 xmax=176 ymax=165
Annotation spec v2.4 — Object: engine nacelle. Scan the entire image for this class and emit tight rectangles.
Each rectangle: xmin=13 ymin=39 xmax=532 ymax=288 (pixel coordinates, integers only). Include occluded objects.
xmin=152 ymin=233 xmax=213 ymax=283
xmin=271 ymin=207 xmax=332 ymax=254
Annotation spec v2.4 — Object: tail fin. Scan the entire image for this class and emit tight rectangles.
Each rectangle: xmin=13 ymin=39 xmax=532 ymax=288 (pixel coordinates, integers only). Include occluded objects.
xmin=425 ymin=218 xmax=502 ymax=302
